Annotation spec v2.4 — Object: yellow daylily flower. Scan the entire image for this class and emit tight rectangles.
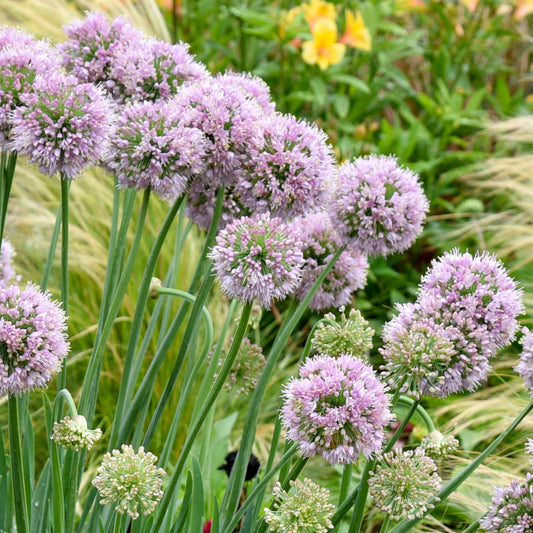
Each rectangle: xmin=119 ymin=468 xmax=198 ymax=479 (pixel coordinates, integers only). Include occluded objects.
xmin=339 ymin=9 xmax=372 ymax=51
xmin=302 ymin=17 xmax=346 ymax=70
xmin=302 ymin=0 xmax=337 ymax=30
xmin=279 ymin=6 xmax=303 ymax=37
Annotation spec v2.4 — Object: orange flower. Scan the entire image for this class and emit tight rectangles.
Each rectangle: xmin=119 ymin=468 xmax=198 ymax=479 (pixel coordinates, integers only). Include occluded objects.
xmin=339 ymin=9 xmax=371 ymax=51
xmin=302 ymin=17 xmax=346 ymax=70
xmin=302 ymin=0 xmax=337 ymax=31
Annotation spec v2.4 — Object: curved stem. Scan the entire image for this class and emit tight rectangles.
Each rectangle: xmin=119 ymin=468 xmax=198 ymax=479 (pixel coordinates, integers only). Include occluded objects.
xmin=396 ymin=396 xmax=435 ymax=434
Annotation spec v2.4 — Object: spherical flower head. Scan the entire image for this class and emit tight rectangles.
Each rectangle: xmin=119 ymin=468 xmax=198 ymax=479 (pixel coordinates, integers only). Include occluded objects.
xmin=369 ymin=448 xmax=442 ymax=521
xmin=59 ymin=12 xmax=143 ymax=93
xmin=420 ymin=249 xmax=523 ymax=351
xmin=420 ymin=431 xmax=459 ymax=460
xmin=220 ymin=71 xmax=276 ymax=114
xmin=264 ymin=478 xmax=335 ymax=533
xmin=237 ymin=113 xmax=336 ymax=220
xmin=92 ymin=444 xmax=166 ymax=520
xmin=514 ymin=327 xmax=533 ymax=397
xmin=51 ymin=414 xmax=102 ymax=451
xmin=0 ymin=239 xmax=17 ymax=289
xmin=281 ymin=354 xmax=393 ymax=464
xmin=480 ymin=472 xmax=533 ymax=532
xmin=106 ymin=100 xmax=206 ymax=201
xmin=111 ymin=38 xmax=208 ymax=102
xmin=0 ymin=282 xmax=69 ymax=396
xmin=172 ymin=74 xmax=266 ymax=187
xmin=380 ymin=308 xmax=456 ymax=398
xmin=208 ymin=214 xmax=303 ymax=309
xmin=331 ymin=155 xmax=429 ymax=256
xmin=0 ymin=43 xmax=61 ymax=149
xmin=311 ymin=307 xmax=374 ymax=358
xmin=291 ymin=212 xmax=368 ymax=310
xmin=212 ymin=337 xmax=266 ymax=395
xmin=11 ymin=73 xmax=114 ymax=178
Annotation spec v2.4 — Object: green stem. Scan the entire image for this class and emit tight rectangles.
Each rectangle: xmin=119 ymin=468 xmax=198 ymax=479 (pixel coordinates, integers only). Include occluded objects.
xmin=221 ymin=443 xmax=299 ymax=533
xmin=462 ymin=519 xmax=480 ymax=533
xmin=348 ymin=458 xmax=375 ymax=533
xmin=379 ymin=516 xmax=391 ymax=533
xmin=40 ymin=203 xmax=62 ymax=290
xmin=396 ymin=396 xmax=435 ymax=433
xmin=9 ymin=396 xmax=29 ymax=533
xmin=339 ymin=464 xmax=353 ymax=505
xmin=384 ymin=399 xmax=420 ymax=454
xmin=219 ymin=246 xmax=345 ymax=526
xmin=390 ymin=398 xmax=533 ymax=533
xmin=151 ymin=304 xmax=253 ymax=533
xmin=0 ymin=152 xmax=17 ymax=246
xmin=58 ymin=176 xmax=70 ymax=390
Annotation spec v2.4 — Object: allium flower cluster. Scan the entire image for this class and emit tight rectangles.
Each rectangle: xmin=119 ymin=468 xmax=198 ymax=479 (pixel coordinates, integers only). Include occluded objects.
xmin=420 ymin=431 xmax=459 ymax=460
xmin=106 ymin=100 xmax=207 ymax=201
xmin=514 ymin=327 xmax=533 ymax=396
xmin=331 ymin=155 xmax=429 ymax=256
xmin=0 ymin=283 xmax=69 ymax=396
xmin=369 ymin=448 xmax=442 ymax=521
xmin=51 ymin=414 xmax=102 ymax=451
xmin=59 ymin=13 xmax=143 ymax=92
xmin=0 ymin=239 xmax=16 ymax=288
xmin=92 ymin=445 xmax=166 ymax=519
xmin=11 ymin=74 xmax=114 ymax=178
xmin=281 ymin=354 xmax=393 ymax=464
xmin=311 ymin=308 xmax=374 ymax=358
xmin=111 ymin=38 xmax=207 ymax=102
xmin=264 ymin=478 xmax=334 ymax=533
xmin=212 ymin=337 xmax=266 ymax=395
xmin=237 ymin=113 xmax=336 ymax=219
xmin=291 ymin=212 xmax=368 ymax=310
xmin=0 ymin=43 xmax=61 ymax=148
xmin=208 ymin=214 xmax=303 ymax=309
xmin=381 ymin=250 xmax=523 ymax=398
xmin=380 ymin=313 xmax=456 ymax=398
xmin=0 ymin=26 xmax=37 ymax=50
xmin=480 ymin=473 xmax=533 ymax=532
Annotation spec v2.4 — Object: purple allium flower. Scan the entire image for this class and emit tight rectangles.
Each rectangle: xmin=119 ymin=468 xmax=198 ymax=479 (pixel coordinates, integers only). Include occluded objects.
xmin=111 ymin=38 xmax=207 ymax=102
xmin=514 ymin=327 xmax=533 ymax=397
xmin=221 ymin=71 xmax=276 ymax=114
xmin=106 ymin=100 xmax=206 ymax=201
xmin=59 ymin=12 xmax=143 ymax=94
xmin=237 ymin=113 xmax=336 ymax=219
xmin=331 ymin=155 xmax=429 ymax=256
xmin=0 ymin=283 xmax=69 ymax=396
xmin=420 ymin=250 xmax=523 ymax=350
xmin=291 ymin=212 xmax=368 ymax=310
xmin=382 ymin=250 xmax=523 ymax=398
xmin=173 ymin=74 xmax=265 ymax=187
xmin=0 ymin=239 xmax=16 ymax=289
xmin=480 ymin=473 xmax=533 ymax=532
xmin=281 ymin=354 xmax=393 ymax=464
xmin=369 ymin=448 xmax=441 ymax=521
xmin=0 ymin=43 xmax=61 ymax=149
xmin=11 ymin=73 xmax=114 ymax=178
xmin=380 ymin=308 xmax=456 ymax=398
xmin=208 ymin=214 xmax=303 ymax=308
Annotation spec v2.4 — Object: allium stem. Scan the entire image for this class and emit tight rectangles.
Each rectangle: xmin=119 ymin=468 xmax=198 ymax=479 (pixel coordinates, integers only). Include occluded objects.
xmin=151 ymin=304 xmax=253 ymax=532
xmin=379 ymin=516 xmax=391 ymax=533
xmin=0 ymin=151 xmax=16 ymax=246
xmin=40 ymin=202 xmax=62 ymax=290
xmin=8 ymin=396 xmax=30 ymax=533
xmin=462 ymin=518 xmax=480 ymax=532
xmin=348 ymin=458 xmax=375 ymax=533
xmin=58 ymin=176 xmax=70 ymax=390
xmin=390 ymin=398 xmax=533 ymax=533
xmin=396 ymin=396 xmax=435 ymax=434
xmin=385 ymin=399 xmax=420 ymax=454
xmin=340 ymin=464 xmax=354 ymax=505
xmin=219 ymin=246 xmax=346 ymax=527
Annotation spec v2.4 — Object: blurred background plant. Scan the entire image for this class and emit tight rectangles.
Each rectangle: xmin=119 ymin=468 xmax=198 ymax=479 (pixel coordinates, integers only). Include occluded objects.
xmin=1 ymin=0 xmax=532 ymax=531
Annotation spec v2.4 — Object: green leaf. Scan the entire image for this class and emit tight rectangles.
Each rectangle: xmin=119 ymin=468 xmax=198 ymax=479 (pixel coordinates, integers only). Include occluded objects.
xmin=170 ymin=472 xmax=193 ymax=533
xmin=190 ymin=459 xmax=204 ymax=533
xmin=330 ymin=73 xmax=370 ymax=94
xmin=333 ymin=94 xmax=350 ymax=119
xmin=309 ymin=77 xmax=327 ymax=107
